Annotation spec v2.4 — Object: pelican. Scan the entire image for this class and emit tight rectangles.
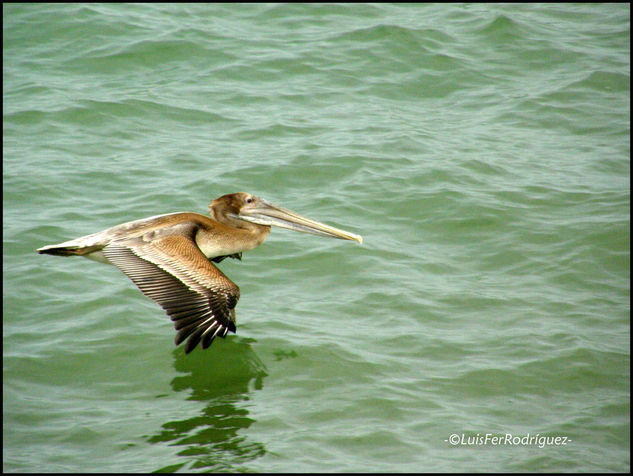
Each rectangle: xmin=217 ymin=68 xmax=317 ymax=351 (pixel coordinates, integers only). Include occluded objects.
xmin=37 ymin=193 xmax=362 ymax=353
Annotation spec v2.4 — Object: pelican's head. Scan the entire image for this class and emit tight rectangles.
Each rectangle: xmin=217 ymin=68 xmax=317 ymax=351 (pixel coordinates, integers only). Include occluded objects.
xmin=209 ymin=192 xmax=362 ymax=244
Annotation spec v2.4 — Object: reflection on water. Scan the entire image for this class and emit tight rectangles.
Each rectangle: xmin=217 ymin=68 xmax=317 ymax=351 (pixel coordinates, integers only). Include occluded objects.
xmin=147 ymin=337 xmax=268 ymax=472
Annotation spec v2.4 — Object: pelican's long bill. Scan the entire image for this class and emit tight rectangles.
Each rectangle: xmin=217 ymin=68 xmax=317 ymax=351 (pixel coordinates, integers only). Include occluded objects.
xmin=231 ymin=199 xmax=363 ymax=244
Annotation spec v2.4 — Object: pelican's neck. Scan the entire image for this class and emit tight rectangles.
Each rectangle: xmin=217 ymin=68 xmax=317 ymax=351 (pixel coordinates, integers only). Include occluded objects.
xmin=195 ymin=220 xmax=270 ymax=259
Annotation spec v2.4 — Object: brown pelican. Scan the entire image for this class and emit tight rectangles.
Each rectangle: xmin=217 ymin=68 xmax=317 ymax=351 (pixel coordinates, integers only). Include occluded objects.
xmin=37 ymin=192 xmax=362 ymax=353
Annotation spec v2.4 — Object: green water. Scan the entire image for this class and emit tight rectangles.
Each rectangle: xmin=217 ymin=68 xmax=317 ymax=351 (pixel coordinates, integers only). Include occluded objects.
xmin=3 ymin=3 xmax=630 ymax=472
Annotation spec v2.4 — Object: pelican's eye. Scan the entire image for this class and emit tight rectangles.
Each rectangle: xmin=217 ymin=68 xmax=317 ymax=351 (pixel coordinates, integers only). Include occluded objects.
xmin=246 ymin=196 xmax=254 ymax=204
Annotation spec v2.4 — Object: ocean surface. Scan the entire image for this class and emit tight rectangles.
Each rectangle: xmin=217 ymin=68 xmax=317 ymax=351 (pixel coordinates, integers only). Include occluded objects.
xmin=3 ymin=3 xmax=629 ymax=473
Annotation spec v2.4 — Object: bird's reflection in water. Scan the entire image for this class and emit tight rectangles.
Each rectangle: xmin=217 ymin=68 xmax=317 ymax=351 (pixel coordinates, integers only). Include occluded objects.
xmin=147 ymin=337 xmax=268 ymax=472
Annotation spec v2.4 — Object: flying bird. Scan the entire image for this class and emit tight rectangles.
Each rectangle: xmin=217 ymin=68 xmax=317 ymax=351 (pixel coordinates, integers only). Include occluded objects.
xmin=37 ymin=192 xmax=362 ymax=353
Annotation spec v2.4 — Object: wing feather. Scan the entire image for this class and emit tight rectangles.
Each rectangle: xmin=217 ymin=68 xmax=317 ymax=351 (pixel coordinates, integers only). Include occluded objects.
xmin=101 ymin=232 xmax=240 ymax=353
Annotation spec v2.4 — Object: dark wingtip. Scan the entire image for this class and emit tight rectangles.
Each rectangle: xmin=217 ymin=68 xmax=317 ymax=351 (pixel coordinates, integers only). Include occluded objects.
xmin=179 ymin=323 xmax=235 ymax=353
xmin=201 ymin=332 xmax=216 ymax=350
xmin=184 ymin=328 xmax=204 ymax=354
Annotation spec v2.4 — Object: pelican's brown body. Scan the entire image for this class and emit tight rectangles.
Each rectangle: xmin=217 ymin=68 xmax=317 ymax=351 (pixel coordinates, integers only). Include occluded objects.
xmin=37 ymin=192 xmax=362 ymax=353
